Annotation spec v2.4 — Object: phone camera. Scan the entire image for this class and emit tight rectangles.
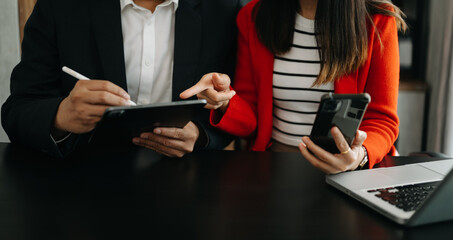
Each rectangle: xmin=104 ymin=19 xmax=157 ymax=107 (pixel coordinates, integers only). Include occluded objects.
xmin=322 ymin=99 xmax=342 ymax=113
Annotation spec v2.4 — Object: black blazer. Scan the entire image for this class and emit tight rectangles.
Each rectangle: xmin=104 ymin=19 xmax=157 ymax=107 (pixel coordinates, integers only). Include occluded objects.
xmin=1 ymin=0 xmax=241 ymax=157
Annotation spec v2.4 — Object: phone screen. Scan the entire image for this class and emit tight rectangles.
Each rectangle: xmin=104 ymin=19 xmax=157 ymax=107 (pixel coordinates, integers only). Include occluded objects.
xmin=310 ymin=93 xmax=371 ymax=153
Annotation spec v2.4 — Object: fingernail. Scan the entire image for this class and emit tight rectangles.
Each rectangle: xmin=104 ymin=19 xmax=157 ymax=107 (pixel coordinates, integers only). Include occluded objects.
xmin=154 ymin=128 xmax=161 ymax=134
xmin=300 ymin=141 xmax=306 ymax=148
xmin=231 ymin=90 xmax=236 ymax=96
xmin=128 ymin=100 xmax=136 ymax=106
xmin=133 ymin=138 xmax=140 ymax=144
xmin=140 ymin=133 xmax=147 ymax=139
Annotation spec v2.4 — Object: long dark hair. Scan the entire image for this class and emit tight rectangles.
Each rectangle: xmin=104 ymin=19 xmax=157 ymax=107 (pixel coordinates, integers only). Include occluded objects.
xmin=254 ymin=0 xmax=407 ymax=86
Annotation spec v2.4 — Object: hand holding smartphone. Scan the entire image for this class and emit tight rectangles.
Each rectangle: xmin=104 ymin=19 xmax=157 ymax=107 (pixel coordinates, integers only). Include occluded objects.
xmin=309 ymin=93 xmax=371 ymax=154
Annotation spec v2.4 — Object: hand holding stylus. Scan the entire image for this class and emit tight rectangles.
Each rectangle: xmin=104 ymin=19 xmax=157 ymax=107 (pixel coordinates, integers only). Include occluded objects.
xmin=62 ymin=67 xmax=136 ymax=106
xmin=55 ymin=66 xmax=134 ymax=134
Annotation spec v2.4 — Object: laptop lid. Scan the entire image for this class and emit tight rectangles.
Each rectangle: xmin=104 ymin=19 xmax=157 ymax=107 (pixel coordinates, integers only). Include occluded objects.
xmin=408 ymin=165 xmax=453 ymax=226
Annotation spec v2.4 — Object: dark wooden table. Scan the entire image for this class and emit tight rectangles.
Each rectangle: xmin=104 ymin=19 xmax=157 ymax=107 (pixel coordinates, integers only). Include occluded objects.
xmin=0 ymin=143 xmax=452 ymax=239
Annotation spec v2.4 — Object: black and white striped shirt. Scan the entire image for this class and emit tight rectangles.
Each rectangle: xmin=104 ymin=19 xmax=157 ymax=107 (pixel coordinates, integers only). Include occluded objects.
xmin=272 ymin=14 xmax=334 ymax=147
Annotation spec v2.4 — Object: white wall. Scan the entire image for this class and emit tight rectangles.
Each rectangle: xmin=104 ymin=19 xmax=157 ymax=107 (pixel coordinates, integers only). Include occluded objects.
xmin=425 ymin=0 xmax=453 ymax=155
xmin=0 ymin=0 xmax=20 ymax=142
xmin=397 ymin=90 xmax=426 ymax=156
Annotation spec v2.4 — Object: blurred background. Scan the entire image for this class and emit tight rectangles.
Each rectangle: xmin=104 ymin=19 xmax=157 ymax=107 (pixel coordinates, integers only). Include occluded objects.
xmin=1 ymin=0 xmax=453 ymax=156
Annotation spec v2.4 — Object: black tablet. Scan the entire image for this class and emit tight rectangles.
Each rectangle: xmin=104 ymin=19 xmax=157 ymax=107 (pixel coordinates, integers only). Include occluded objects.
xmin=89 ymin=99 xmax=207 ymax=145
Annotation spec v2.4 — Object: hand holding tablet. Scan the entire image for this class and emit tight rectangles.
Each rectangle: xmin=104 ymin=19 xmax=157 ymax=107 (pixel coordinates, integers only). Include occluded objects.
xmin=89 ymin=99 xmax=207 ymax=146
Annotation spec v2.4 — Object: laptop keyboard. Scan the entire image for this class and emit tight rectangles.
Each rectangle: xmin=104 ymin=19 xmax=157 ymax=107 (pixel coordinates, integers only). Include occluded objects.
xmin=367 ymin=182 xmax=440 ymax=212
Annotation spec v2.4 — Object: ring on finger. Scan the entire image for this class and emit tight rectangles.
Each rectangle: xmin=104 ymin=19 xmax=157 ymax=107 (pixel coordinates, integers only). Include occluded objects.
xmin=340 ymin=148 xmax=351 ymax=155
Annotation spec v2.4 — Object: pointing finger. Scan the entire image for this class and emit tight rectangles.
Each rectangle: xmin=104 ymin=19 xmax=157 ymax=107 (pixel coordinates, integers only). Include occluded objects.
xmin=180 ymin=81 xmax=209 ymax=99
xmin=179 ymin=74 xmax=214 ymax=99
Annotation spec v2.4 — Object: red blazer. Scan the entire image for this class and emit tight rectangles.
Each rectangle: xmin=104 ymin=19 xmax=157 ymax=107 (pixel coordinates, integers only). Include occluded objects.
xmin=211 ymin=0 xmax=400 ymax=168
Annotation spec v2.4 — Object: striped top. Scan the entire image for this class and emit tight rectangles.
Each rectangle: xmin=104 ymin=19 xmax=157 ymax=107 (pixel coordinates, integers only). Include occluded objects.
xmin=272 ymin=14 xmax=334 ymax=147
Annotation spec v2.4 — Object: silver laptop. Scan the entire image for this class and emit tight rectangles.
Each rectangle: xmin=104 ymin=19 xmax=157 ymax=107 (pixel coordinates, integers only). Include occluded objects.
xmin=326 ymin=159 xmax=453 ymax=226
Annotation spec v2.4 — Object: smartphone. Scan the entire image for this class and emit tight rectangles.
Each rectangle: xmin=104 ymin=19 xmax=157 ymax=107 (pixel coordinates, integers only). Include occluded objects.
xmin=309 ymin=93 xmax=371 ymax=154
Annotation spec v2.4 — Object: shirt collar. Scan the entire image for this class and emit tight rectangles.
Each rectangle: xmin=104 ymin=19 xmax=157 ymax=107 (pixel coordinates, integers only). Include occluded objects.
xmin=120 ymin=0 xmax=179 ymax=12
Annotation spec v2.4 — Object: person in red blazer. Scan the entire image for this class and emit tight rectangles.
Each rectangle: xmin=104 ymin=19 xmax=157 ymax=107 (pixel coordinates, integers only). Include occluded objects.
xmin=181 ymin=0 xmax=407 ymax=174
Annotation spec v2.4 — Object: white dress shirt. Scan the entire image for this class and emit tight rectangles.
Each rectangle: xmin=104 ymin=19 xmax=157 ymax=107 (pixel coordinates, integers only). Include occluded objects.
xmin=120 ymin=0 xmax=178 ymax=105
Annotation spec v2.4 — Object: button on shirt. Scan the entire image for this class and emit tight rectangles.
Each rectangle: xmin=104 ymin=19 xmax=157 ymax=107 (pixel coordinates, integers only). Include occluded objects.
xmin=120 ymin=0 xmax=178 ymax=105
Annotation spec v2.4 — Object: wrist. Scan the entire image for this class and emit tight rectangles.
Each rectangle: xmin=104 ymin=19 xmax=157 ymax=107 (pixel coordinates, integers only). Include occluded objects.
xmin=51 ymin=124 xmax=68 ymax=137
xmin=357 ymin=146 xmax=369 ymax=170
xmin=54 ymin=98 xmax=69 ymax=132
xmin=193 ymin=122 xmax=209 ymax=149
xmin=52 ymin=108 xmax=71 ymax=142
xmin=54 ymin=116 xmax=67 ymax=133
xmin=219 ymin=100 xmax=230 ymax=113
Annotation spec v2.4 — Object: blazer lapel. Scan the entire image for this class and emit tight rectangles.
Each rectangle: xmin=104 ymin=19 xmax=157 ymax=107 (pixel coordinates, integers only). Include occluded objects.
xmin=89 ymin=0 xmax=128 ymax=91
xmin=172 ymin=0 xmax=202 ymax=100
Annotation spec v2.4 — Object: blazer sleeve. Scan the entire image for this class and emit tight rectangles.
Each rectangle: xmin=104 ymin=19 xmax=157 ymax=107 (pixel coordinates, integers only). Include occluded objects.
xmin=210 ymin=5 xmax=258 ymax=138
xmin=361 ymin=14 xmax=400 ymax=168
xmin=1 ymin=0 xmax=79 ymax=158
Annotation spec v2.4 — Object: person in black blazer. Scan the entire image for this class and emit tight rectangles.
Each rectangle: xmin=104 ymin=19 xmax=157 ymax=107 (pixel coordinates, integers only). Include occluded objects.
xmin=1 ymin=0 xmax=241 ymax=158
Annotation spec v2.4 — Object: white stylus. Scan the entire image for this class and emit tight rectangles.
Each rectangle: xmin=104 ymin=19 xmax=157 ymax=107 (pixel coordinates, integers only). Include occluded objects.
xmin=62 ymin=66 xmax=136 ymax=106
